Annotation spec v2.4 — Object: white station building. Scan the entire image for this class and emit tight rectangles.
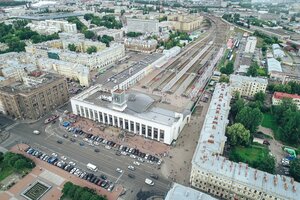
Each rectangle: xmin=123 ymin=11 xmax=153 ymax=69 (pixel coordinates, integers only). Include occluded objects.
xmin=71 ymin=86 xmax=191 ymax=145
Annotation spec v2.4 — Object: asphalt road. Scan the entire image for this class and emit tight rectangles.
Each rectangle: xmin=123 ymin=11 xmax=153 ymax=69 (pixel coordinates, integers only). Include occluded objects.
xmin=2 ymin=118 xmax=171 ymax=200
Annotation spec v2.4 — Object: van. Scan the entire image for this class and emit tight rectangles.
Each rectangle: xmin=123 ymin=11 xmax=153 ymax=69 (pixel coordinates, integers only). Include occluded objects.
xmin=33 ymin=130 xmax=40 ymax=135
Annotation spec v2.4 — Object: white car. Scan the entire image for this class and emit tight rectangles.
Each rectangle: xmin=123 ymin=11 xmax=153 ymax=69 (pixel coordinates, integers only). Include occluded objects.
xmin=133 ymin=161 xmax=140 ymax=166
xmin=83 ymin=138 xmax=89 ymax=142
xmin=121 ymin=151 xmax=127 ymax=156
xmin=116 ymin=168 xmax=123 ymax=173
xmin=130 ymin=154 xmax=137 ymax=159
xmin=61 ymin=156 xmax=67 ymax=161
xmin=138 ymin=158 xmax=144 ymax=163
xmin=69 ymin=161 xmax=76 ymax=166
xmin=51 ymin=153 xmax=58 ymax=157
xmin=94 ymin=141 xmax=100 ymax=146
xmin=105 ymin=145 xmax=111 ymax=149
xmin=128 ymin=165 xmax=135 ymax=171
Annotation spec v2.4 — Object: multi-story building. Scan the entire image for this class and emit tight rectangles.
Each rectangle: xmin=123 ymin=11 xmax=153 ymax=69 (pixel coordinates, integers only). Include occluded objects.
xmin=0 ymin=72 xmax=69 ymax=120
xmin=165 ymin=183 xmax=217 ymax=200
xmin=272 ymin=44 xmax=285 ymax=58
xmin=190 ymin=83 xmax=300 ymax=200
xmin=167 ymin=14 xmax=203 ymax=32
xmin=230 ymin=74 xmax=268 ymax=97
xmin=26 ymin=20 xmax=77 ymax=35
xmin=26 ymin=41 xmax=125 ymax=70
xmin=127 ymin=18 xmax=159 ymax=33
xmin=124 ymin=38 xmax=157 ymax=53
xmin=272 ymin=92 xmax=300 ymax=109
xmin=71 ymin=87 xmax=191 ymax=145
xmin=88 ymin=27 xmax=124 ymax=41
xmin=267 ymin=58 xmax=282 ymax=75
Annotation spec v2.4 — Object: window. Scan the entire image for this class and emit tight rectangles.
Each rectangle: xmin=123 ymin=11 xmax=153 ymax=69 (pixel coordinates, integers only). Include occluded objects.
xmin=154 ymin=128 xmax=158 ymax=139
xmin=142 ymin=124 xmax=146 ymax=135
xmin=130 ymin=121 xmax=134 ymax=131
xmin=125 ymin=119 xmax=129 ymax=130
xmin=99 ymin=112 xmax=103 ymax=122
xmin=147 ymin=126 xmax=152 ymax=137
xmin=109 ymin=115 xmax=113 ymax=125
xmin=136 ymin=122 xmax=140 ymax=132
xmin=160 ymin=130 xmax=164 ymax=140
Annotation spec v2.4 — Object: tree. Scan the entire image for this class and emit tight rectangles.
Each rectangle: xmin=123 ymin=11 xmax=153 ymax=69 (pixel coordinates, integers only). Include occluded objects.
xmin=14 ymin=159 xmax=27 ymax=170
xmin=231 ymin=98 xmax=245 ymax=119
xmin=253 ymin=154 xmax=276 ymax=174
xmin=290 ymin=158 xmax=300 ymax=182
xmin=219 ymin=74 xmax=229 ymax=83
xmin=236 ymin=106 xmax=263 ymax=133
xmin=86 ymin=46 xmax=97 ymax=54
xmin=254 ymin=91 xmax=265 ymax=103
xmin=84 ymin=30 xmax=95 ymax=39
xmin=126 ymin=32 xmax=143 ymax=37
xmin=68 ymin=43 xmax=76 ymax=51
xmin=220 ymin=61 xmax=234 ymax=75
xmin=84 ymin=13 xmax=94 ymax=21
xmin=246 ymin=62 xmax=259 ymax=77
xmin=280 ymin=110 xmax=300 ymax=144
xmin=226 ymin=123 xmax=251 ymax=146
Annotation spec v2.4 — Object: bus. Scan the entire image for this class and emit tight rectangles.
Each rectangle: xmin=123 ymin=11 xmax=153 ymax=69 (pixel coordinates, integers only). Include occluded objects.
xmin=87 ymin=163 xmax=98 ymax=172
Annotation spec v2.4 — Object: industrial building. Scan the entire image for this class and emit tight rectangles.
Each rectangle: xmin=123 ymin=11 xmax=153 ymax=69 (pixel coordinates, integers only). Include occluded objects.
xmin=244 ymin=36 xmax=257 ymax=54
xmin=190 ymin=83 xmax=300 ymax=200
xmin=230 ymin=74 xmax=268 ymax=97
xmin=272 ymin=44 xmax=285 ymax=58
xmin=0 ymin=72 xmax=69 ymax=119
xmin=267 ymin=58 xmax=282 ymax=75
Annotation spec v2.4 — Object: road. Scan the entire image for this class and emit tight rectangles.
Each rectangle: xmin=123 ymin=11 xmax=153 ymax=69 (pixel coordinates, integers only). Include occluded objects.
xmin=2 ymin=118 xmax=171 ymax=200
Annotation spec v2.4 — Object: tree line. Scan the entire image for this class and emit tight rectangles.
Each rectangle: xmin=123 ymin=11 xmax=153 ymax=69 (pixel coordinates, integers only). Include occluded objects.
xmin=268 ymin=81 xmax=300 ymax=95
xmin=84 ymin=14 xmax=122 ymax=29
xmin=62 ymin=181 xmax=107 ymax=200
xmin=0 ymin=152 xmax=35 ymax=174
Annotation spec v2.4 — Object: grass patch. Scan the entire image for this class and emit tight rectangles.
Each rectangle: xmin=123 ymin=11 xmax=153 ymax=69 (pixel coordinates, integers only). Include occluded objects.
xmin=230 ymin=145 xmax=269 ymax=163
xmin=256 ymin=37 xmax=264 ymax=48
xmin=261 ymin=113 xmax=280 ymax=140
xmin=0 ymin=165 xmax=14 ymax=181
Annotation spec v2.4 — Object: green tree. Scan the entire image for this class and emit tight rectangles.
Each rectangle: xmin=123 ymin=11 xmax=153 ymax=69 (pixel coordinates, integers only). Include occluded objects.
xmin=220 ymin=61 xmax=234 ymax=75
xmin=290 ymin=158 xmax=300 ymax=182
xmin=254 ymin=91 xmax=266 ymax=103
xmin=81 ymin=191 xmax=92 ymax=200
xmin=14 ymin=159 xmax=27 ymax=170
xmin=86 ymin=46 xmax=97 ymax=54
xmin=219 ymin=74 xmax=229 ymax=83
xmin=84 ymin=13 xmax=94 ymax=21
xmin=84 ymin=30 xmax=95 ymax=39
xmin=68 ymin=43 xmax=76 ymax=51
xmin=236 ymin=107 xmax=263 ymax=133
xmin=231 ymin=98 xmax=245 ymax=119
xmin=281 ymin=110 xmax=300 ymax=144
xmin=246 ymin=62 xmax=259 ymax=77
xmin=253 ymin=154 xmax=276 ymax=174
xmin=126 ymin=32 xmax=143 ymax=37
xmin=226 ymin=123 xmax=251 ymax=146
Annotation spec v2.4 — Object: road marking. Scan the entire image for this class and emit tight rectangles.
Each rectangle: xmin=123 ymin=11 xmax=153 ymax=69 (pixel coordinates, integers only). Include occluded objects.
xmin=115 ymin=171 xmax=124 ymax=184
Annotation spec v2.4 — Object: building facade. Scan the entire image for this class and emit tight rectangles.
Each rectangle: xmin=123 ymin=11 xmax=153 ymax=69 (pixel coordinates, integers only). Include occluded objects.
xmin=272 ymin=92 xmax=300 ymax=109
xmin=124 ymin=38 xmax=158 ymax=53
xmin=230 ymin=74 xmax=268 ymax=97
xmin=26 ymin=20 xmax=77 ymax=35
xmin=71 ymin=86 xmax=191 ymax=145
xmin=190 ymin=83 xmax=300 ymax=200
xmin=0 ymin=73 xmax=69 ymax=120
xmin=127 ymin=18 xmax=159 ymax=33
xmin=167 ymin=14 xmax=203 ymax=32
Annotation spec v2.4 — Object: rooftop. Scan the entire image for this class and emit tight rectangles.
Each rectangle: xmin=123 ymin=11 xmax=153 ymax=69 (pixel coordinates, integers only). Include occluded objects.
xmin=267 ymin=58 xmax=282 ymax=73
xmin=192 ymin=83 xmax=300 ymax=199
xmin=230 ymin=74 xmax=268 ymax=86
xmin=273 ymin=92 xmax=300 ymax=100
xmin=72 ymin=85 xmax=189 ymax=126
xmin=165 ymin=183 xmax=217 ymax=200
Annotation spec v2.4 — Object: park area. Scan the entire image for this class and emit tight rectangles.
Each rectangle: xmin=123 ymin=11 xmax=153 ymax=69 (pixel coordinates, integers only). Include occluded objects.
xmin=261 ymin=113 xmax=280 ymax=139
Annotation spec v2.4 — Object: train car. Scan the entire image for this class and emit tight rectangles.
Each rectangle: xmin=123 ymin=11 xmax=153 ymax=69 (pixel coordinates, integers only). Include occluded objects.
xmin=235 ymin=40 xmax=240 ymax=48
xmin=227 ymin=50 xmax=233 ymax=59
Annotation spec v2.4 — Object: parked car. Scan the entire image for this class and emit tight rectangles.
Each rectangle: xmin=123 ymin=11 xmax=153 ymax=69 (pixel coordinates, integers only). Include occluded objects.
xmin=150 ymin=174 xmax=159 ymax=180
xmin=57 ymin=140 xmax=63 ymax=144
xmin=263 ymin=140 xmax=270 ymax=145
xmin=116 ymin=168 xmax=123 ymax=173
xmin=128 ymin=165 xmax=135 ymax=171
xmin=128 ymin=173 xmax=135 ymax=178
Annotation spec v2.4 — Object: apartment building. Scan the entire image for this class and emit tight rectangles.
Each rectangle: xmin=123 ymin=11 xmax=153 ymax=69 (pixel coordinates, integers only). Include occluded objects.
xmin=244 ymin=36 xmax=257 ymax=54
xmin=230 ymin=74 xmax=268 ymax=97
xmin=0 ymin=72 xmax=69 ymax=120
xmin=167 ymin=14 xmax=203 ymax=32
xmin=71 ymin=87 xmax=191 ymax=145
xmin=190 ymin=83 xmax=300 ymax=200
xmin=89 ymin=27 xmax=124 ymax=41
xmin=127 ymin=18 xmax=159 ymax=33
xmin=272 ymin=92 xmax=300 ymax=109
xmin=124 ymin=38 xmax=158 ymax=53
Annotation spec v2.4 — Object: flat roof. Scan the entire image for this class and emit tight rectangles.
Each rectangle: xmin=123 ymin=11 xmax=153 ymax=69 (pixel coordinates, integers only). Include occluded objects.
xmin=267 ymin=58 xmax=282 ymax=73
xmin=73 ymin=85 xmax=188 ymax=126
xmin=165 ymin=183 xmax=217 ymax=200
xmin=15 ymin=12 xmax=83 ymax=21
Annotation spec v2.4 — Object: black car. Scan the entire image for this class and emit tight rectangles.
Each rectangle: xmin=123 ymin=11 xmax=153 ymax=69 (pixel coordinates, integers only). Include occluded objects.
xmin=57 ymin=140 xmax=63 ymax=144
xmin=128 ymin=173 xmax=135 ymax=178
xmin=90 ymin=176 xmax=97 ymax=183
xmin=100 ymin=174 xmax=107 ymax=180
xmin=98 ymin=138 xmax=103 ymax=142
xmin=93 ymin=178 xmax=99 ymax=184
xmin=150 ymin=174 xmax=159 ymax=180
xmin=70 ymin=138 xmax=76 ymax=142
xmin=94 ymin=149 xmax=100 ymax=153
xmin=115 ymin=151 xmax=121 ymax=156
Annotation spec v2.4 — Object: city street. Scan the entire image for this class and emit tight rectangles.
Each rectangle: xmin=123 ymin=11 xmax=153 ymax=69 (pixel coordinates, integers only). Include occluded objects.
xmin=1 ymin=118 xmax=171 ymax=200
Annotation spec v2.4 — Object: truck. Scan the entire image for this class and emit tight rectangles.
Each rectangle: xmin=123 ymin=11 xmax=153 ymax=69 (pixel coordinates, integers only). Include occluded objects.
xmin=87 ymin=163 xmax=98 ymax=172
xmin=145 ymin=178 xmax=154 ymax=186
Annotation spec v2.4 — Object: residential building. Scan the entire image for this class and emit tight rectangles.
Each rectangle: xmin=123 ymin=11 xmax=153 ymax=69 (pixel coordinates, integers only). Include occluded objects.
xmin=272 ymin=44 xmax=285 ymax=58
xmin=71 ymin=87 xmax=191 ymax=145
xmin=36 ymin=59 xmax=90 ymax=87
xmin=272 ymin=92 xmax=300 ymax=109
xmin=190 ymin=83 xmax=300 ymax=200
xmin=124 ymin=38 xmax=158 ymax=53
xmin=127 ymin=18 xmax=159 ymax=33
xmin=190 ymin=0 xmax=222 ymax=7
xmin=167 ymin=14 xmax=203 ymax=32
xmin=244 ymin=36 xmax=257 ymax=54
xmin=26 ymin=20 xmax=77 ymax=35
xmin=269 ymin=71 xmax=300 ymax=84
xmin=26 ymin=41 xmax=125 ymax=70
xmin=267 ymin=58 xmax=282 ymax=75
xmin=230 ymin=74 xmax=268 ymax=97
xmin=0 ymin=72 xmax=69 ymax=120
xmin=165 ymin=183 xmax=217 ymax=200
